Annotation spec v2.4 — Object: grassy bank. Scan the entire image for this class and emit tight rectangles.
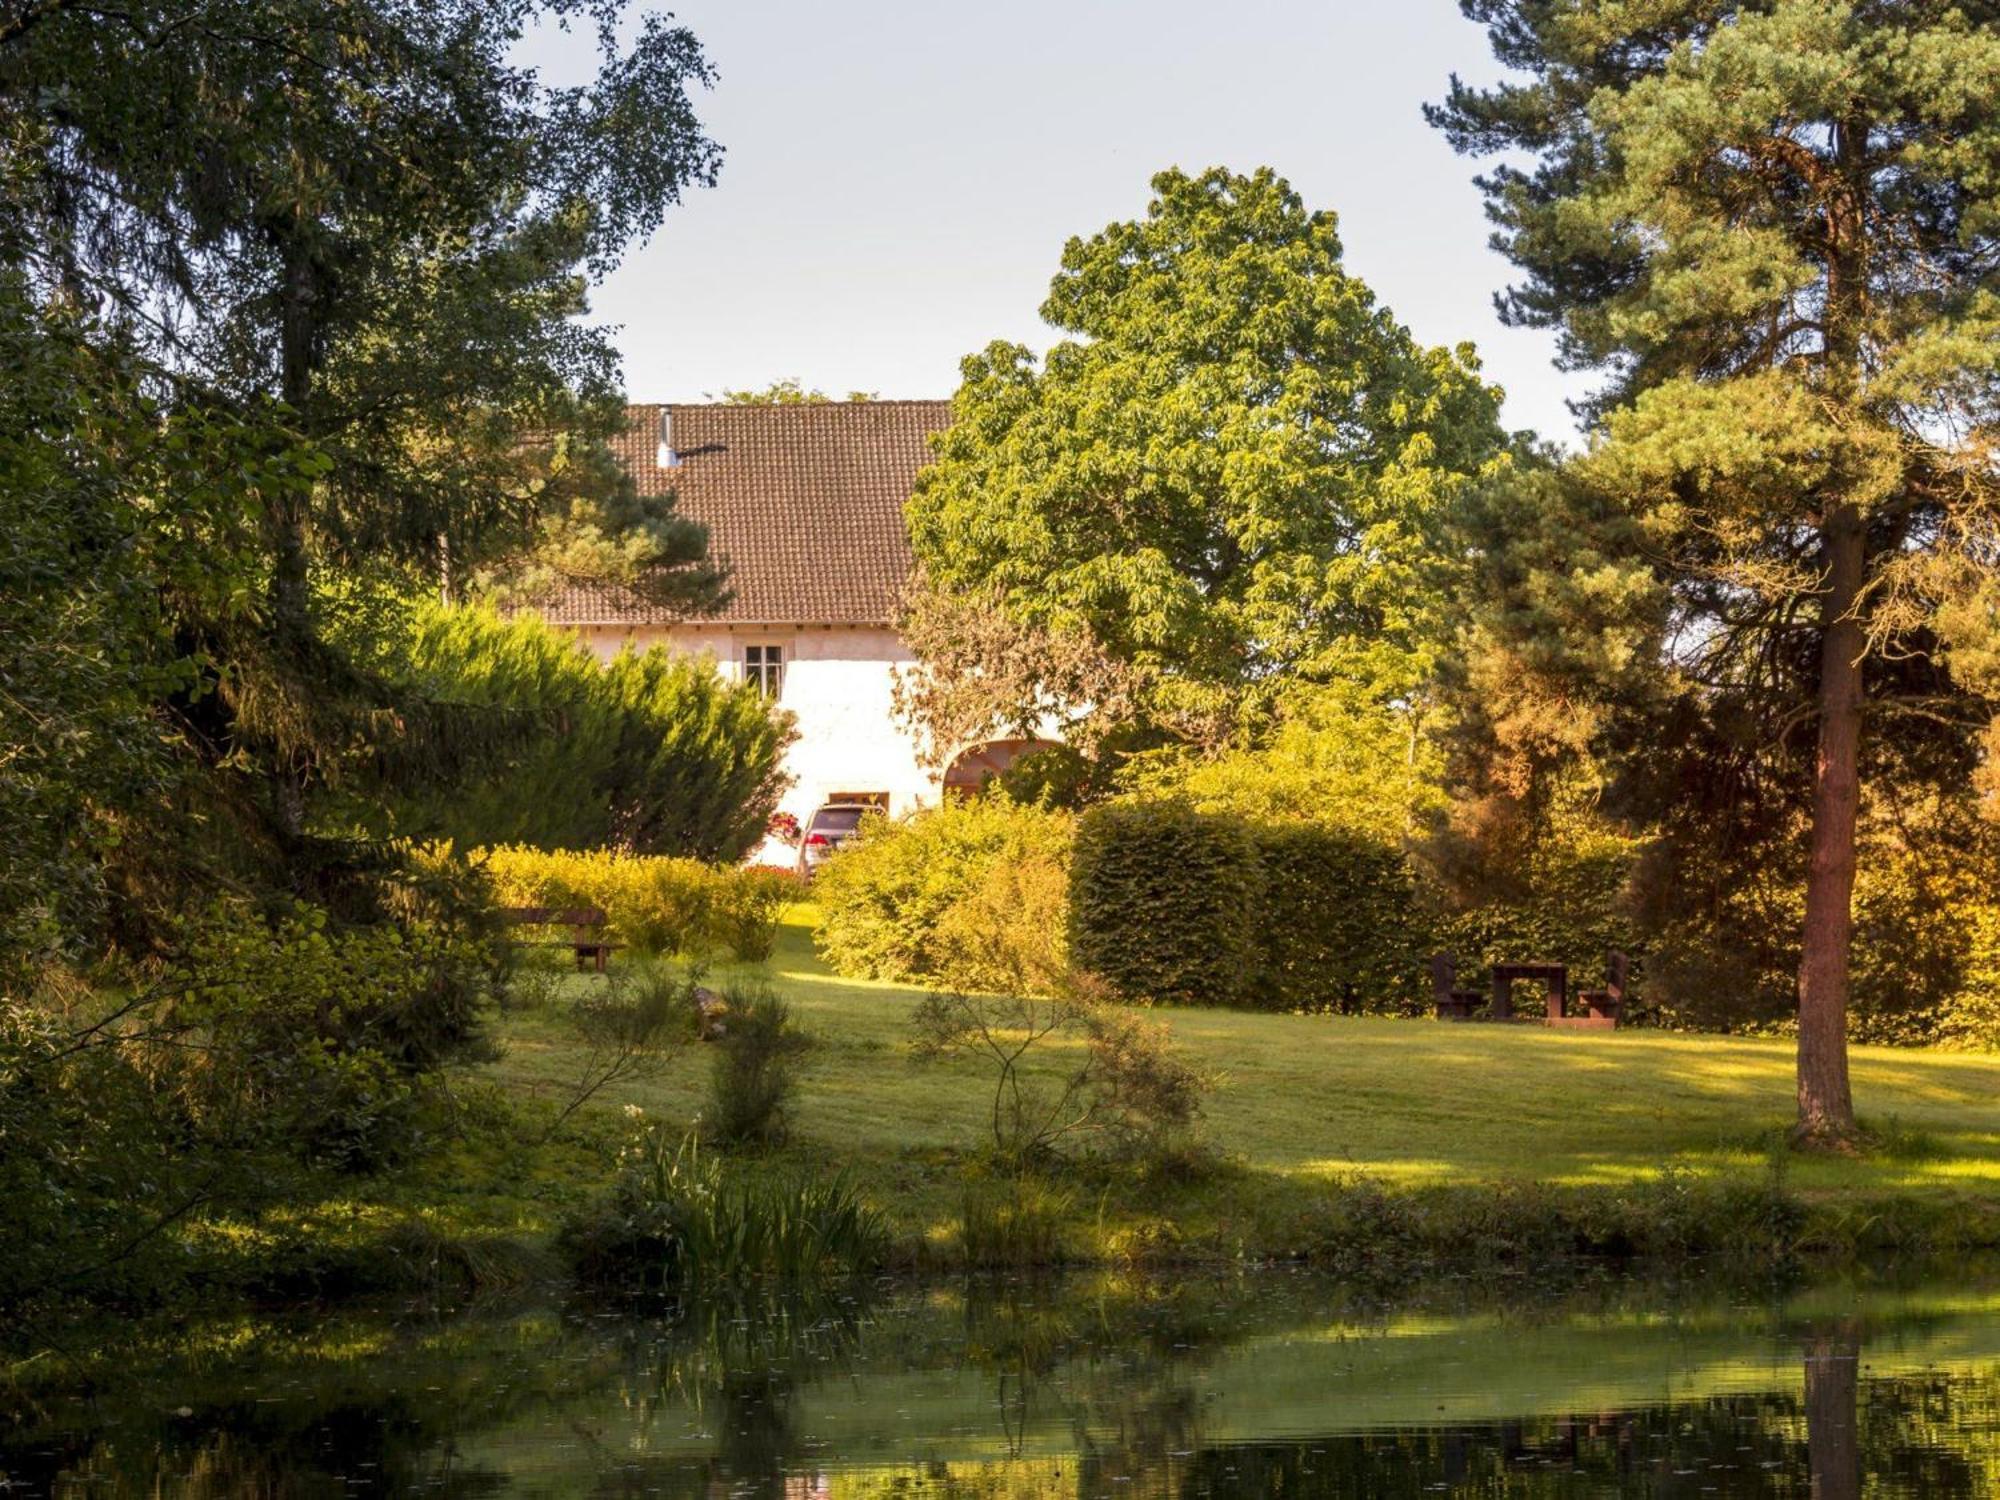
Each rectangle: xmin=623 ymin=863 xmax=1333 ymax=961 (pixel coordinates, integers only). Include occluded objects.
xmin=210 ymin=905 xmax=2000 ymax=1293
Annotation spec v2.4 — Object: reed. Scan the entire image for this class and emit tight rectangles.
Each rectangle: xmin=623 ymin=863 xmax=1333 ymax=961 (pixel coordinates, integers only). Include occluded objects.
xmin=571 ymin=1121 xmax=886 ymax=1288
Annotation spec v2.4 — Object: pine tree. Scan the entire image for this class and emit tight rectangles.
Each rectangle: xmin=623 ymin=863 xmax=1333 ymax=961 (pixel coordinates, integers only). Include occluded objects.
xmin=1433 ymin=1 xmax=2000 ymax=1144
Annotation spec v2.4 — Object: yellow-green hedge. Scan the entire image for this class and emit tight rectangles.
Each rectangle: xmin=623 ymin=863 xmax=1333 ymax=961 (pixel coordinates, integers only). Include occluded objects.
xmin=476 ymin=846 xmax=795 ymax=962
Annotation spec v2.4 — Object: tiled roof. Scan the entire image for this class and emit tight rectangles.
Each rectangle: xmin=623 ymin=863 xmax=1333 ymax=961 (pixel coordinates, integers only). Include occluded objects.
xmin=532 ymin=399 xmax=951 ymax=627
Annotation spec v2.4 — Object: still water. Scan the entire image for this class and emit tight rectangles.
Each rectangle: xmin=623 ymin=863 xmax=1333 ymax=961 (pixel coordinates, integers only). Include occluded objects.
xmin=8 ymin=1269 xmax=2000 ymax=1496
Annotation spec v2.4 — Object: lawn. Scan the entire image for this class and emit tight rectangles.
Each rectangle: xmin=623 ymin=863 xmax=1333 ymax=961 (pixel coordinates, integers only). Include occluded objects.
xmin=441 ymin=903 xmax=2000 ymax=1272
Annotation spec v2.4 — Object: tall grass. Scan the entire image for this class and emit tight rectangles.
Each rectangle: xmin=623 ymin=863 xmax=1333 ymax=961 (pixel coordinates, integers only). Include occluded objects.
xmin=569 ymin=1121 xmax=885 ymax=1289
xmin=959 ymin=1175 xmax=1073 ymax=1269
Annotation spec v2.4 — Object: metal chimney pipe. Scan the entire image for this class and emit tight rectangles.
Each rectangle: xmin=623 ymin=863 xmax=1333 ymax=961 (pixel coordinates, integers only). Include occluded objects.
xmin=657 ymin=408 xmax=680 ymax=468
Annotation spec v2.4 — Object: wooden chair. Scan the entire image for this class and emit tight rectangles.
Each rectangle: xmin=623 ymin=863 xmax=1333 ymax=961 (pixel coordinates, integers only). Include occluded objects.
xmin=1577 ymin=951 xmax=1629 ymax=1026
xmin=1431 ymin=952 xmax=1485 ymax=1020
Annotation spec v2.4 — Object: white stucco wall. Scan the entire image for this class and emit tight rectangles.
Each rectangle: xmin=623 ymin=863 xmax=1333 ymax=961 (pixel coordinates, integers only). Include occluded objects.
xmin=571 ymin=621 xmax=939 ymax=862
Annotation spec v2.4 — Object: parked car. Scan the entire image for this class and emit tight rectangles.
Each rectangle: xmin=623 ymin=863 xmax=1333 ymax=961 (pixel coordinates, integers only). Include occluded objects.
xmin=795 ymin=802 xmax=874 ymax=877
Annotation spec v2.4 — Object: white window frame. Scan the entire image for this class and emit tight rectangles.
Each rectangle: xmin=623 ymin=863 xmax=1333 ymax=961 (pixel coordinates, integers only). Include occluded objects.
xmin=742 ymin=640 xmax=788 ymax=699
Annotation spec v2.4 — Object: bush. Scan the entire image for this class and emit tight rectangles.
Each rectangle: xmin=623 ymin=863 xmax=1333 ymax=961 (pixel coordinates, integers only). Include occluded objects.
xmin=909 ymin=987 xmax=1210 ymax=1165
xmin=812 ymin=797 xmax=1076 ymax=991
xmin=536 ymin=960 xmax=699 ymax=1141
xmin=373 ymin=602 xmax=794 ymax=862
xmin=478 ymin=845 xmax=789 ymax=961
xmin=1068 ymin=802 xmax=1260 ymax=1007
xmin=708 ymin=986 xmax=812 ymax=1145
xmin=712 ymin=868 xmax=796 ymax=964
xmin=172 ymin=900 xmax=500 ymax=1167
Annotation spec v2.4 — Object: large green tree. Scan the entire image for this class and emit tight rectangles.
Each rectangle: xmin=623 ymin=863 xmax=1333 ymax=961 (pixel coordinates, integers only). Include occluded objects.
xmin=903 ymin=167 xmax=1509 ymax=758
xmin=0 ymin=0 xmax=728 ymax=913
xmin=1434 ymin=1 xmax=2000 ymax=1143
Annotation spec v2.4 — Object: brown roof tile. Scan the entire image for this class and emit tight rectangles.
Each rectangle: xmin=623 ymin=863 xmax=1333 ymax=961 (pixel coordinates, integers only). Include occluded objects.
xmin=533 ymin=399 xmax=951 ymax=627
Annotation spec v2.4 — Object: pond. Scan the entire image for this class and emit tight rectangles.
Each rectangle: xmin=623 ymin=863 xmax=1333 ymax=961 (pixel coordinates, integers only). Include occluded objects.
xmin=8 ymin=1267 xmax=2000 ymax=1496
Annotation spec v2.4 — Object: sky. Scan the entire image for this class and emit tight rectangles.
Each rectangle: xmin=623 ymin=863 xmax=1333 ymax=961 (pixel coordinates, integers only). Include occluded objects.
xmin=525 ymin=1 xmax=1593 ymax=444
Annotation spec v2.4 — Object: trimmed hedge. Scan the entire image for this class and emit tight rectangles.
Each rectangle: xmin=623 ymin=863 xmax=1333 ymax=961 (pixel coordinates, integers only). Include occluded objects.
xmin=1251 ymin=824 xmax=1431 ymax=1014
xmin=1068 ymin=802 xmax=1260 ymax=1007
xmin=1069 ymin=805 xmax=1430 ymax=1012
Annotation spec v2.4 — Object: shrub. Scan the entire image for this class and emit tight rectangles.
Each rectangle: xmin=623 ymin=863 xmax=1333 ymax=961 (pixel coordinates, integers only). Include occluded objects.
xmin=171 ymin=900 xmax=500 ymax=1167
xmin=0 ymin=856 xmax=506 ymax=1310
xmin=537 ymin=960 xmax=698 ymax=1141
xmin=812 ymin=797 xmax=1076 ymax=991
xmin=708 ymin=986 xmax=812 ymax=1145
xmin=1067 ymin=802 xmax=1259 ymax=1007
xmin=477 ymin=845 xmax=789 ymax=961
xmin=377 ymin=602 xmax=794 ymax=862
xmin=712 ymin=867 xmax=795 ymax=963
xmin=909 ymin=987 xmax=1210 ymax=1165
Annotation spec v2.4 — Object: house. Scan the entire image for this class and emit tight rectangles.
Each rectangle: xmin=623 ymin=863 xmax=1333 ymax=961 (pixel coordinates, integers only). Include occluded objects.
xmin=532 ymin=399 xmax=1045 ymax=855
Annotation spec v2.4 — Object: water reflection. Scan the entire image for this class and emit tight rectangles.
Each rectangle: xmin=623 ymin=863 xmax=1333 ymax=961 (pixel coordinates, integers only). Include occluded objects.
xmin=7 ymin=1271 xmax=2000 ymax=1496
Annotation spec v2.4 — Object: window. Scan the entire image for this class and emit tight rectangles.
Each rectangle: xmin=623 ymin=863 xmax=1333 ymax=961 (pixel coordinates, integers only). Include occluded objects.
xmin=744 ymin=643 xmax=784 ymax=698
xmin=826 ymin=791 xmax=891 ymax=811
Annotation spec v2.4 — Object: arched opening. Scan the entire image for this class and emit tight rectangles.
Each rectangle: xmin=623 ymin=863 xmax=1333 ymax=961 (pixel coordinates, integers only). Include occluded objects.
xmin=942 ymin=737 xmax=1059 ymax=797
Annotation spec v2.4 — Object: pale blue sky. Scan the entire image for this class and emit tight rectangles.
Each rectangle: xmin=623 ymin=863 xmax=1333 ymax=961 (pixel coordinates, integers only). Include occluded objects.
xmin=530 ymin=2 xmax=1589 ymax=442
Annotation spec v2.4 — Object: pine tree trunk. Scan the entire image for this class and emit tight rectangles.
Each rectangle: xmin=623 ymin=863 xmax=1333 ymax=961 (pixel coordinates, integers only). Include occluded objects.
xmin=1803 ymin=1323 xmax=1862 ymax=1500
xmin=1796 ymin=506 xmax=1863 ymax=1147
xmin=270 ymin=229 xmax=317 ymax=850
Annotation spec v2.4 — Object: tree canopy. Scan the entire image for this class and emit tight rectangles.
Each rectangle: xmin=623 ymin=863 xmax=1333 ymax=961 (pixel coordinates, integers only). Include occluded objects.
xmin=902 ymin=167 xmax=1510 ymax=756
xmin=0 ymin=0 xmax=744 ymax=966
xmin=1433 ymin=0 xmax=2000 ymax=1143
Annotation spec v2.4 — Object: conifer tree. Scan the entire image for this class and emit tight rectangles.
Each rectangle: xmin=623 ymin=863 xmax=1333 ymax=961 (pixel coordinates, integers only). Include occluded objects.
xmin=1434 ymin=1 xmax=2000 ymax=1144
xmin=0 ymin=1 xmax=727 ymax=909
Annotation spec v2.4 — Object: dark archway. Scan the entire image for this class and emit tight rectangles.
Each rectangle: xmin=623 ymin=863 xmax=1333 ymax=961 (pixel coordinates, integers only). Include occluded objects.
xmin=942 ymin=738 xmax=1059 ymax=797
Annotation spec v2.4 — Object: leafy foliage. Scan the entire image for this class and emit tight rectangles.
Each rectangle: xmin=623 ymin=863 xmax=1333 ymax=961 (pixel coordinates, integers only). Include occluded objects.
xmin=477 ymin=845 xmax=792 ymax=961
xmin=1252 ymin=826 xmax=1432 ymax=1015
xmin=707 ymin=986 xmax=813 ymax=1146
xmin=0 ymin=888 xmax=501 ymax=1309
xmin=812 ymin=798 xmax=1076 ymax=992
xmin=1068 ymin=803 xmax=1260 ymax=1008
xmin=903 ymin=166 xmax=1508 ymax=753
xmin=530 ymin=959 xmax=698 ymax=1143
xmin=1069 ymin=801 xmax=1440 ymax=1015
xmin=712 ymin=379 xmax=879 ymax=404
xmin=909 ymin=988 xmax=1209 ymax=1165
xmin=1118 ymin=685 xmax=1448 ymax=839
xmin=372 ymin=602 xmax=792 ymax=860
xmin=0 ymin=0 xmax=732 ymax=986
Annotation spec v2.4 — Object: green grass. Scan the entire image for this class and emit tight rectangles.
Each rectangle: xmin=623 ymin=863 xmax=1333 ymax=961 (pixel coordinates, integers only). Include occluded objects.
xmin=417 ymin=903 xmax=2000 ymax=1277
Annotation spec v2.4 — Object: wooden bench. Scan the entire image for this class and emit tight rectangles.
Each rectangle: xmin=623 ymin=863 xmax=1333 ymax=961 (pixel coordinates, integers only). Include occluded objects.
xmin=1492 ymin=959 xmax=1569 ymax=1022
xmin=500 ymin=906 xmax=622 ymax=973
